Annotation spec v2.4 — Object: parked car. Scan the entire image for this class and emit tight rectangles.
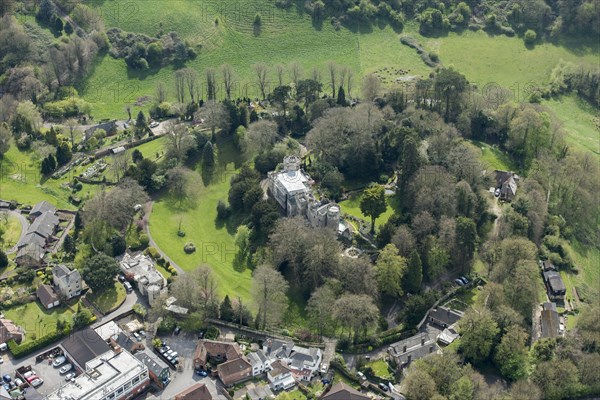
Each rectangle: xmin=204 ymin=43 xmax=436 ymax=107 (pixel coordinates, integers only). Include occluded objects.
xmin=378 ymin=382 xmax=389 ymax=392
xmin=2 ymin=384 xmax=9 ymax=392
xmin=53 ymin=356 xmax=67 ymax=367
xmin=494 ymin=188 xmax=501 ymax=197
xmin=195 ymin=369 xmax=208 ymax=377
xmin=133 ymin=332 xmax=142 ymax=342
xmin=25 ymin=375 xmax=39 ymax=384
xmin=64 ymin=373 xmax=75 ymax=381
xmin=460 ymin=276 xmax=469 ymax=284
xmin=357 ymin=371 xmax=365 ymax=380
xmin=118 ymin=274 xmax=126 ymax=282
xmin=123 ymin=282 xmax=133 ymax=293
xmin=138 ymin=330 xmax=146 ymax=338
xmin=22 ymin=371 xmax=35 ymax=379
xmin=60 ymin=364 xmax=73 ymax=374
xmin=454 ymin=278 xmax=465 ymax=286
xmin=14 ymin=378 xmax=23 ymax=387
xmin=30 ymin=378 xmax=43 ymax=388
xmin=0 ymin=343 xmax=7 ymax=351
xmin=174 ymin=326 xmax=181 ymax=335
xmin=320 ymin=363 xmax=328 ymax=373
xmin=171 ymin=358 xmax=179 ymax=365
xmin=2 ymin=375 xmax=10 ymax=383
xmin=171 ymin=352 xmax=178 ymax=359
xmin=149 ymin=121 xmax=159 ymax=128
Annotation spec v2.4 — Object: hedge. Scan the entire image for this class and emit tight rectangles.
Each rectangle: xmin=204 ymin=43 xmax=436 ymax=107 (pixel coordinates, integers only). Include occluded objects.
xmin=8 ymin=328 xmax=70 ymax=358
xmin=147 ymin=247 xmax=160 ymax=259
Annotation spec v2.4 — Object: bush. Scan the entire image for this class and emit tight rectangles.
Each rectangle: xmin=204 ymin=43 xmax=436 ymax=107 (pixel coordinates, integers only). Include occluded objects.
xmin=524 ymin=29 xmax=537 ymax=45
xmin=184 ymin=242 xmax=196 ymax=254
xmin=138 ymin=234 xmax=149 ymax=249
xmin=216 ymin=200 xmax=231 ymax=220
xmin=147 ymin=247 xmax=160 ymax=259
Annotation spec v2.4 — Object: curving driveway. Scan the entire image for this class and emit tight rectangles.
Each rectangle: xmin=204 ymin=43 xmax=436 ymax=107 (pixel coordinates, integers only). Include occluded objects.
xmin=142 ymin=201 xmax=185 ymax=275
xmin=3 ymin=210 xmax=28 ymax=255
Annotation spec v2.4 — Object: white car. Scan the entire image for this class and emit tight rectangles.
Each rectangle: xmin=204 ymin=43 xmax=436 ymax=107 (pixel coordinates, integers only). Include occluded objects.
xmin=53 ymin=356 xmax=66 ymax=367
xmin=59 ymin=364 xmax=73 ymax=374
xmin=22 ymin=371 xmax=35 ymax=379
xmin=30 ymin=378 xmax=43 ymax=387
xmin=149 ymin=121 xmax=159 ymax=128
xmin=64 ymin=373 xmax=76 ymax=381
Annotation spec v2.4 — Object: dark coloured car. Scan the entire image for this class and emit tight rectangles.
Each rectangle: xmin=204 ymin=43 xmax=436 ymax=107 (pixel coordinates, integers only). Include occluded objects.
xmin=378 ymin=382 xmax=389 ymax=392
xmin=454 ymin=278 xmax=465 ymax=286
xmin=196 ymin=369 xmax=208 ymax=377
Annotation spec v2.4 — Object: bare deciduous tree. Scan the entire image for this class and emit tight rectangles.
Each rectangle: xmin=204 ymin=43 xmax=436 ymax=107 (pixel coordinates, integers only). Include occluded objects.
xmin=182 ymin=68 xmax=198 ymax=103
xmin=174 ymin=69 xmax=186 ymax=103
xmin=362 ymin=73 xmax=381 ymax=101
xmin=221 ymin=64 xmax=235 ymax=99
xmin=288 ymin=61 xmax=302 ymax=90
xmin=164 ymin=121 xmax=196 ymax=163
xmin=275 ymin=64 xmax=285 ymax=86
xmin=327 ymin=61 xmax=338 ymax=98
xmin=195 ymin=101 xmax=230 ymax=137
xmin=206 ymin=68 xmax=217 ymax=101
xmin=253 ymin=62 xmax=269 ymax=99
xmin=252 ymin=264 xmax=288 ymax=329
xmin=155 ymin=82 xmax=167 ymax=103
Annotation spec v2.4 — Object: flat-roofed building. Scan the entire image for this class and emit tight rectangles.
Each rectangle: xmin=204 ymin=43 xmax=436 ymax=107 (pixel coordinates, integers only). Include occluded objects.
xmin=45 ymin=348 xmax=149 ymax=400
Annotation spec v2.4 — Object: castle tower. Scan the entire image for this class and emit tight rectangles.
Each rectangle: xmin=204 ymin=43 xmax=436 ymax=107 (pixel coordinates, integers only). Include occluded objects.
xmin=283 ymin=155 xmax=301 ymax=172
xmin=326 ymin=205 xmax=340 ymax=229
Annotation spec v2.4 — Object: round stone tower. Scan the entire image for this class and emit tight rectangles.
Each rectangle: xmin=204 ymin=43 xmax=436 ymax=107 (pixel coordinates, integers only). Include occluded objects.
xmin=283 ymin=155 xmax=301 ymax=172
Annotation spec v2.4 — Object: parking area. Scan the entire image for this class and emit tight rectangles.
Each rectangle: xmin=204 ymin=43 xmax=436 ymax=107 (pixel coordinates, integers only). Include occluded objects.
xmin=0 ymin=347 xmax=79 ymax=397
xmin=155 ymin=332 xmax=198 ymax=372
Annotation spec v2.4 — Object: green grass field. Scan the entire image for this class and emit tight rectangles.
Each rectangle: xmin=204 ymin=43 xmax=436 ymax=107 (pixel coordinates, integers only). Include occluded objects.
xmin=469 ymin=140 xmax=516 ymax=172
xmin=542 ymin=95 xmax=599 ymax=157
xmin=87 ymin=281 xmax=127 ymax=314
xmin=0 ymin=212 xmax=22 ymax=251
xmin=148 ymin=138 xmax=253 ymax=304
xmin=3 ymin=301 xmax=74 ymax=343
xmin=81 ymin=0 xmax=432 ymax=119
xmin=339 ymin=192 xmax=396 ymax=228
xmin=365 ymin=359 xmax=394 ymax=380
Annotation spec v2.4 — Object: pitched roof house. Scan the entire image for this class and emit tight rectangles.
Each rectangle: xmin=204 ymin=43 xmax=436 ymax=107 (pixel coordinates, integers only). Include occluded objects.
xmin=0 ymin=319 xmax=24 ymax=345
xmin=174 ymin=383 xmax=213 ymax=400
xmin=15 ymin=243 xmax=45 ymax=267
xmin=267 ymin=360 xmax=295 ymax=391
xmin=540 ymin=302 xmax=563 ymax=339
xmin=30 ymin=201 xmax=56 ymax=219
xmin=53 ymin=265 xmax=82 ymax=299
xmin=321 ymin=382 xmax=370 ymax=400
xmin=36 ymin=284 xmax=60 ymax=309
xmin=542 ymin=259 xmax=556 ymax=271
xmin=264 ymin=339 xmax=294 ymax=360
xmin=217 ymin=356 xmax=252 ymax=387
xmin=494 ymin=170 xmax=519 ymax=202
xmin=543 ymin=271 xmax=566 ymax=300
xmin=428 ymin=306 xmax=463 ymax=329
xmin=288 ymin=346 xmax=322 ymax=381
xmin=193 ymin=340 xmax=243 ymax=370
xmin=136 ymin=352 xmax=171 ymax=389
xmin=388 ymin=333 xmax=440 ymax=370
xmin=247 ymin=349 xmax=271 ymax=376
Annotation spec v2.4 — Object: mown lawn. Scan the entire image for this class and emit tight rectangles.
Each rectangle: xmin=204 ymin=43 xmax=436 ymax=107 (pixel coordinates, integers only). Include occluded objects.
xmin=3 ymin=301 xmax=74 ymax=343
xmin=81 ymin=0 xmax=431 ymax=119
xmin=365 ymin=359 xmax=394 ymax=380
xmin=87 ymin=281 xmax=127 ymax=314
xmin=542 ymin=95 xmax=599 ymax=157
xmin=411 ymin=24 xmax=599 ymax=91
xmin=0 ymin=212 xmax=22 ymax=251
xmin=339 ymin=192 xmax=396 ymax=228
xmin=148 ymin=138 xmax=253 ymax=304
xmin=469 ymin=140 xmax=516 ymax=172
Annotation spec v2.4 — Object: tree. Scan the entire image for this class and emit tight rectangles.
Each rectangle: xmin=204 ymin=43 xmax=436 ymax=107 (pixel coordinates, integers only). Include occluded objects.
xmin=0 ymin=124 xmax=11 ymax=157
xmin=243 ymin=120 xmax=279 ymax=156
xmin=205 ymin=68 xmax=217 ymax=101
xmin=164 ymin=121 xmax=196 ymax=163
xmin=376 ymin=244 xmax=406 ymax=297
xmin=167 ymin=167 xmax=200 ymax=208
xmin=55 ymin=142 xmax=71 ymax=165
xmin=333 ymin=294 xmax=379 ymax=340
xmin=73 ymin=307 xmax=94 ymax=329
xmin=182 ymin=68 xmax=198 ymax=103
xmin=13 ymin=101 xmax=42 ymax=135
xmin=155 ymin=82 xmax=167 ymax=103
xmin=82 ymin=253 xmax=120 ymax=292
xmin=494 ymin=325 xmax=529 ymax=381
xmin=252 ymin=264 xmax=288 ymax=329
xmin=269 ymin=85 xmax=291 ymax=118
xmin=62 ymin=234 xmax=75 ymax=255
xmin=524 ymin=29 xmax=537 ymax=45
xmin=405 ymin=250 xmax=423 ymax=293
xmin=253 ymin=62 xmax=269 ymax=99
xmin=288 ymin=61 xmax=302 ymax=89
xmin=362 ymin=73 xmax=381 ymax=101
xmin=403 ymin=368 xmax=438 ymax=400
xmin=360 ymin=184 xmax=387 ymax=233
xmin=54 ymin=17 xmax=63 ymax=33
xmin=202 ymin=141 xmax=215 ymax=171
xmin=455 ymin=216 xmax=477 ymax=271
xmin=175 ymin=69 xmax=186 ymax=103
xmin=0 ymin=250 xmax=7 ymax=269
xmin=171 ymin=265 xmax=219 ymax=316
xmin=532 ymin=359 xmax=579 ymax=400
xmin=434 ymin=68 xmax=468 ymax=122
xmin=221 ymin=64 xmax=235 ymax=99
xmin=135 ymin=111 xmax=147 ymax=137
xmin=326 ymin=61 xmax=338 ymax=98
xmin=307 ymin=285 xmax=337 ymax=337
xmin=458 ymin=308 xmax=499 ymax=364
xmin=220 ymin=295 xmax=234 ymax=321
xmin=275 ymin=64 xmax=285 ymax=86
xmin=296 ymin=79 xmax=322 ymax=109
xmin=195 ymin=102 xmax=230 ymax=137
xmin=336 ymin=86 xmax=346 ymax=106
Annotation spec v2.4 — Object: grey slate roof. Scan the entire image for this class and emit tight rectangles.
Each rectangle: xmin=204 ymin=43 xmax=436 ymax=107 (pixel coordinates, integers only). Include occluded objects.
xmin=15 ymin=243 xmax=44 ymax=264
xmin=135 ymin=352 xmax=170 ymax=376
xmin=264 ymin=339 xmax=294 ymax=359
xmin=30 ymin=201 xmax=56 ymax=217
xmin=27 ymin=211 xmax=59 ymax=238
xmin=61 ymin=328 xmax=111 ymax=370
xmin=543 ymin=271 xmax=566 ymax=293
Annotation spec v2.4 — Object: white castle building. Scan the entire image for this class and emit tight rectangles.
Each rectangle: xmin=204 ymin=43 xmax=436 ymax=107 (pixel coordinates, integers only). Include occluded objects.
xmin=268 ymin=155 xmax=340 ymax=230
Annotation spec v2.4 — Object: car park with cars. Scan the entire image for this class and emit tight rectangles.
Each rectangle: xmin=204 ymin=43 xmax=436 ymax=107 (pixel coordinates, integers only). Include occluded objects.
xmin=59 ymin=364 xmax=73 ymax=374
xmin=52 ymin=356 xmax=66 ymax=367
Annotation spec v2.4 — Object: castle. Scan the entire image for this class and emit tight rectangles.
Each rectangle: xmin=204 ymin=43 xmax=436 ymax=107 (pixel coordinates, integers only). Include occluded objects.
xmin=268 ymin=155 xmax=340 ymax=230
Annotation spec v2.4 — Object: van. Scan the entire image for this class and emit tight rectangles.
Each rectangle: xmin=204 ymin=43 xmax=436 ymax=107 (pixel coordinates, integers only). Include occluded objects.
xmin=124 ymin=282 xmax=133 ymax=293
xmin=0 ymin=343 xmax=7 ymax=351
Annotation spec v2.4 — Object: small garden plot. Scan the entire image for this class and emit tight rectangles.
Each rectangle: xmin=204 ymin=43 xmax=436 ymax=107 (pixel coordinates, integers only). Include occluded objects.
xmin=3 ymin=302 xmax=74 ymax=344
xmin=87 ymin=281 xmax=126 ymax=314
xmin=364 ymin=359 xmax=394 ymax=380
